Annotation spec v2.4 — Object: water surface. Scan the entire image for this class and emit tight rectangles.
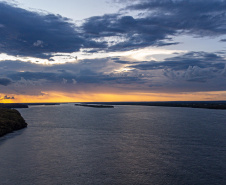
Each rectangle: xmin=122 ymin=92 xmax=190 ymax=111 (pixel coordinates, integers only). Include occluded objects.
xmin=0 ymin=104 xmax=225 ymax=184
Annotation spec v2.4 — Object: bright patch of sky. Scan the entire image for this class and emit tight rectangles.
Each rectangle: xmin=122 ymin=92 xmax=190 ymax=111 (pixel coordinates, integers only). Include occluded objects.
xmin=0 ymin=47 xmax=186 ymax=65
xmin=11 ymin=0 xmax=120 ymax=20
xmin=167 ymin=35 xmax=226 ymax=53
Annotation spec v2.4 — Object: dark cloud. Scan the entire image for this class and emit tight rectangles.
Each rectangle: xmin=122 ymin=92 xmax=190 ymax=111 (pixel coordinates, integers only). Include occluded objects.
xmin=126 ymin=0 xmax=226 ymax=36
xmin=0 ymin=58 xmax=145 ymax=92
xmin=0 ymin=2 xmax=103 ymax=58
xmin=8 ymin=71 xmax=60 ymax=82
xmin=1 ymin=95 xmax=14 ymax=100
xmin=131 ymin=51 xmax=226 ymax=83
xmin=113 ymin=60 xmax=135 ymax=64
xmin=220 ymin=39 xmax=226 ymax=42
xmin=132 ymin=52 xmax=225 ymax=71
xmin=75 ymin=73 xmax=143 ymax=85
xmin=81 ymin=0 xmax=226 ymax=52
xmin=7 ymin=67 xmax=142 ymax=85
xmin=0 ymin=78 xmax=12 ymax=86
xmin=1 ymin=0 xmax=226 ymax=58
xmin=82 ymin=14 xmax=178 ymax=51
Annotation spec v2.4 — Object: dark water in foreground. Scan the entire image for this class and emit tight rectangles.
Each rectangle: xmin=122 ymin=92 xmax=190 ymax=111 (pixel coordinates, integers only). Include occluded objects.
xmin=0 ymin=104 xmax=225 ymax=185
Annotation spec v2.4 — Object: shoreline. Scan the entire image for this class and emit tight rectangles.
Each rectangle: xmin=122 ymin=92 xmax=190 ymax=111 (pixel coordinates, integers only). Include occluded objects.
xmin=0 ymin=108 xmax=27 ymax=137
xmin=78 ymin=101 xmax=226 ymax=110
xmin=1 ymin=101 xmax=226 ymax=110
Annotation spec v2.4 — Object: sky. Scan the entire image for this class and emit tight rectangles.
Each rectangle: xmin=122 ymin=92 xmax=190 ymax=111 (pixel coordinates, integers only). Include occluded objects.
xmin=1 ymin=0 xmax=226 ymax=103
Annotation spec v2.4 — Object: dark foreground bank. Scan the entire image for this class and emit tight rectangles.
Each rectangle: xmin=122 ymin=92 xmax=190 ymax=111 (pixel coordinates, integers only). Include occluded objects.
xmin=0 ymin=108 xmax=27 ymax=137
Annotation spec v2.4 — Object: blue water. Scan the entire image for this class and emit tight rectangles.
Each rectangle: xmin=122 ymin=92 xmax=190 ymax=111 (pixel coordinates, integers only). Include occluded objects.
xmin=0 ymin=104 xmax=225 ymax=185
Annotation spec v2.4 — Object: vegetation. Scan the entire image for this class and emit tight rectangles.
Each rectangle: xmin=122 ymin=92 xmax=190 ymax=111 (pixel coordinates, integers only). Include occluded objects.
xmin=0 ymin=108 xmax=27 ymax=137
xmin=75 ymin=103 xmax=114 ymax=108
xmin=0 ymin=103 xmax=28 ymax=109
xmin=82 ymin=101 xmax=226 ymax=109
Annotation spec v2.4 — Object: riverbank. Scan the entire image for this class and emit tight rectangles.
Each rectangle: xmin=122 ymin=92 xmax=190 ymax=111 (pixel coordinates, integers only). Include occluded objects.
xmin=0 ymin=108 xmax=27 ymax=137
xmin=82 ymin=101 xmax=226 ymax=110
xmin=0 ymin=103 xmax=28 ymax=109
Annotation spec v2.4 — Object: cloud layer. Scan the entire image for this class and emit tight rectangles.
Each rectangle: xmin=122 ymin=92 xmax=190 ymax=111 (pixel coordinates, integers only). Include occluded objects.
xmin=1 ymin=0 xmax=226 ymax=100
xmin=0 ymin=1 xmax=103 ymax=59
xmin=1 ymin=51 xmax=226 ymax=96
xmin=81 ymin=0 xmax=226 ymax=52
xmin=1 ymin=0 xmax=226 ymax=58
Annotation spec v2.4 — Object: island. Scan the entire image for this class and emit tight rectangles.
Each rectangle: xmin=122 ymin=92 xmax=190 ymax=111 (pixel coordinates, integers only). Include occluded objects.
xmin=75 ymin=103 xmax=114 ymax=108
xmin=0 ymin=108 xmax=27 ymax=137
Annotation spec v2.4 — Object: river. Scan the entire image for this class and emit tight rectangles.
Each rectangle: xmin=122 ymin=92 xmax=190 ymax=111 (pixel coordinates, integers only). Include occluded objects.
xmin=0 ymin=104 xmax=225 ymax=184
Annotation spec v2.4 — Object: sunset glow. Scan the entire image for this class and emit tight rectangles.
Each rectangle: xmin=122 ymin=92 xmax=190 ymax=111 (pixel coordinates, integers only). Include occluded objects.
xmin=2 ymin=90 xmax=226 ymax=103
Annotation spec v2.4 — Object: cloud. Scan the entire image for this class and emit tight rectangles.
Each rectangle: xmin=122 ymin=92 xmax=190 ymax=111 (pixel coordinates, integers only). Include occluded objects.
xmin=81 ymin=0 xmax=226 ymax=52
xmin=131 ymin=52 xmax=225 ymax=71
xmin=81 ymin=14 xmax=178 ymax=52
xmin=0 ymin=78 xmax=12 ymax=86
xmin=1 ymin=50 xmax=226 ymax=95
xmin=1 ymin=0 xmax=226 ymax=59
xmin=130 ymin=51 xmax=226 ymax=86
xmin=163 ymin=66 xmax=217 ymax=83
xmin=0 ymin=58 xmax=145 ymax=94
xmin=4 ymin=95 xmax=14 ymax=99
xmin=33 ymin=40 xmax=44 ymax=47
xmin=0 ymin=2 xmax=101 ymax=59
xmin=2 ymin=0 xmax=226 ymax=98
xmin=113 ymin=60 xmax=134 ymax=64
xmin=15 ymin=77 xmax=43 ymax=86
xmin=0 ymin=95 xmax=15 ymax=100
xmin=183 ymin=66 xmax=216 ymax=82
xmin=126 ymin=0 xmax=226 ymax=35
xmin=72 ymin=79 xmax=77 ymax=84
xmin=62 ymin=78 xmax=68 ymax=84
